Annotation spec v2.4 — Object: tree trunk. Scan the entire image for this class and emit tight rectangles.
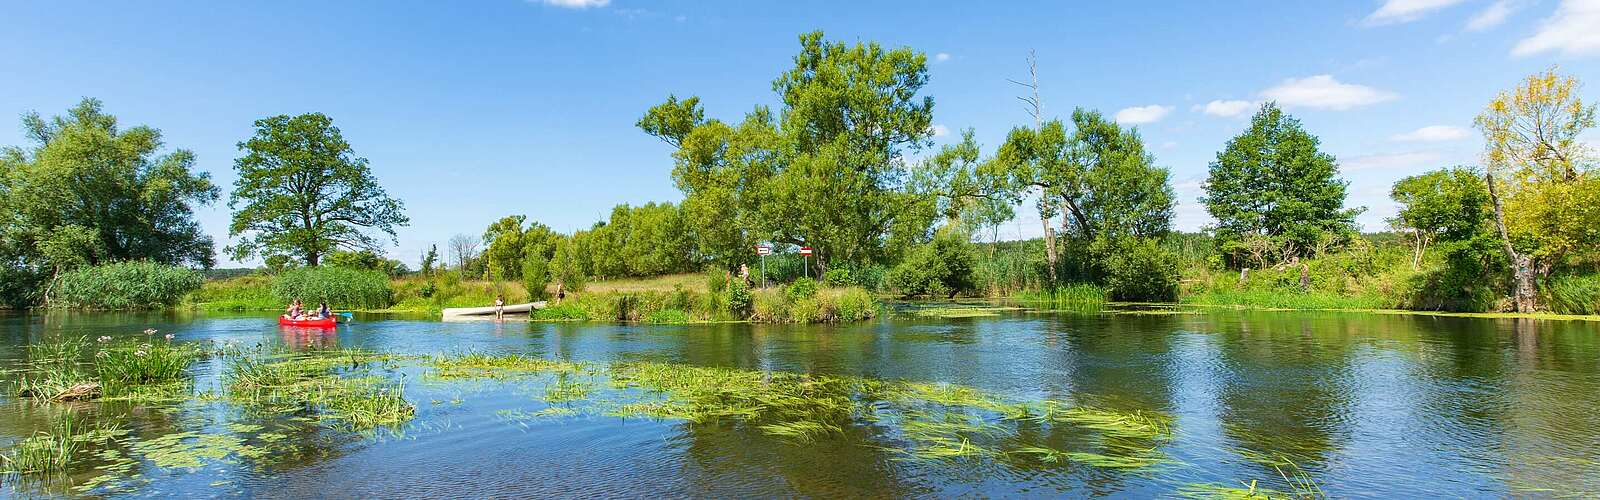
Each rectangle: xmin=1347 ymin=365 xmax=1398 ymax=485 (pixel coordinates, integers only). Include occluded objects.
xmin=307 ymin=251 xmax=320 ymax=267
xmin=1485 ymin=171 xmax=1537 ymax=312
xmin=1039 ymin=212 xmax=1058 ymax=283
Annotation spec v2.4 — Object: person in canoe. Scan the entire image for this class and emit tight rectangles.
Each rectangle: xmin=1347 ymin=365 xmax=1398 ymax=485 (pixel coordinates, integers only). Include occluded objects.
xmin=315 ymin=301 xmax=332 ymax=320
xmin=284 ymin=298 xmax=304 ymax=320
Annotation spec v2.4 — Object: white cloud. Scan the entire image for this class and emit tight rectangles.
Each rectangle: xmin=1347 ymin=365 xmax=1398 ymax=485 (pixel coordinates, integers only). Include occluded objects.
xmin=1160 ymin=141 xmax=1179 ymax=150
xmin=930 ymin=124 xmax=951 ymax=137
xmin=1391 ymin=125 xmax=1471 ymax=142
xmin=934 ymin=52 xmax=951 ymax=62
xmin=1465 ymin=0 xmax=1518 ymax=31
xmin=535 ymin=0 xmax=609 ymax=8
xmin=1114 ymin=105 xmax=1173 ymax=125
xmin=1512 ymin=0 xmax=1600 ymax=57
xmin=1259 ymin=75 xmax=1397 ymax=110
xmin=1339 ymin=151 xmax=1443 ymax=171
xmin=1364 ymin=0 xmax=1469 ymax=25
xmin=1193 ymin=99 xmax=1255 ymax=117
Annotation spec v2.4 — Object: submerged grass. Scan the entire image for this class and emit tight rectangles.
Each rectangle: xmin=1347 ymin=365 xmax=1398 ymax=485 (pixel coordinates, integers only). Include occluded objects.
xmin=425 ymin=352 xmax=1175 ymax=471
xmin=13 ymin=332 xmax=202 ymax=402
xmin=225 ymin=347 xmax=415 ymax=431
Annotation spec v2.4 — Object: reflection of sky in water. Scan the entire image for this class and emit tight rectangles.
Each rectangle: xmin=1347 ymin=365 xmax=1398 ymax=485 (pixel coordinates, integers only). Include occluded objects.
xmin=2 ymin=310 xmax=1599 ymax=497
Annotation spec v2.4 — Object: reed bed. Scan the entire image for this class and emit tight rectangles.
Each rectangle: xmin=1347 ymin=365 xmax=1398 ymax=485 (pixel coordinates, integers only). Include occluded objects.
xmin=224 ymin=347 xmax=414 ymax=431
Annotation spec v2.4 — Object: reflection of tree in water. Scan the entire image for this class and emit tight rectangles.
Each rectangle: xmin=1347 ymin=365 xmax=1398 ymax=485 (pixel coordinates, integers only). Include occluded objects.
xmin=1202 ymin=312 xmax=1359 ymax=475
xmin=673 ymin=417 xmax=924 ymax=498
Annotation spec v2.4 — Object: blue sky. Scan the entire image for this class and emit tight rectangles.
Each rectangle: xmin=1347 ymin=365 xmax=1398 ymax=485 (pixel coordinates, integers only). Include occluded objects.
xmin=3 ymin=0 xmax=1598 ymax=266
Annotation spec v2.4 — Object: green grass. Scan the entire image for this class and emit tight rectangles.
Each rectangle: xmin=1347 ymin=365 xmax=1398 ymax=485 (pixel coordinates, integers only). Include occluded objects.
xmin=224 ymin=347 xmax=415 ymax=431
xmin=1181 ymin=289 xmax=1392 ymax=310
xmin=13 ymin=333 xmax=201 ymax=402
xmin=186 ymin=275 xmax=278 ymax=312
xmin=1011 ymin=284 xmax=1107 ymax=311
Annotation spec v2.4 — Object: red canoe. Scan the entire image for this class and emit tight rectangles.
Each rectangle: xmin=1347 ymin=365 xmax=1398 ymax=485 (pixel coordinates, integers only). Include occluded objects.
xmin=278 ymin=316 xmax=337 ymax=328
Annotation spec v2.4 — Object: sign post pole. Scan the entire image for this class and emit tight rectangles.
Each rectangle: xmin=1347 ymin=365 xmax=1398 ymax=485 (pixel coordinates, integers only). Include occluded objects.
xmin=799 ymin=247 xmax=814 ymax=279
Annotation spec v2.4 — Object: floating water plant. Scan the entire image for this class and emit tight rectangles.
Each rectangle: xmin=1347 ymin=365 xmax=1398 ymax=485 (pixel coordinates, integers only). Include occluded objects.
xmin=225 ymin=348 xmax=415 ymax=431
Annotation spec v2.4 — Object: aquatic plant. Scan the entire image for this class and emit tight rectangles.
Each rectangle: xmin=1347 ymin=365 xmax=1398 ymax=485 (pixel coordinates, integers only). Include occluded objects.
xmin=225 ymin=348 xmax=414 ymax=431
xmin=1013 ymin=284 xmax=1107 ymax=311
xmin=51 ymin=261 xmax=204 ymax=310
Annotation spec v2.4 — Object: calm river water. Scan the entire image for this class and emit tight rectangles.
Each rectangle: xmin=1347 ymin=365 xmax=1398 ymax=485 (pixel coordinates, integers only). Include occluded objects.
xmin=2 ymin=307 xmax=1598 ymax=498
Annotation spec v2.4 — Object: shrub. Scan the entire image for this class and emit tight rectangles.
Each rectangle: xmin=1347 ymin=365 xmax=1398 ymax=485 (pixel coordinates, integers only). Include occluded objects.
xmin=52 ymin=261 xmax=204 ymax=310
xmin=531 ymin=303 xmax=590 ymax=321
xmin=786 ymin=276 xmax=818 ymax=301
xmin=272 ymin=266 xmax=392 ymax=310
xmin=750 ymin=288 xmax=789 ymax=323
xmin=187 ymin=275 xmax=277 ymax=311
xmin=889 ymin=232 xmax=975 ymax=298
xmin=723 ymin=279 xmax=752 ymax=317
xmin=1095 ymin=237 xmax=1179 ymax=302
xmin=522 ymin=254 xmax=551 ymax=301
xmin=823 ymin=268 xmax=852 ymax=287
xmin=830 ymin=287 xmax=878 ymax=321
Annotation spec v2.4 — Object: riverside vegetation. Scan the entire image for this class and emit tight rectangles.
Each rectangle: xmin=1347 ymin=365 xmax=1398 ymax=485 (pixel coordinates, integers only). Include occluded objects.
xmin=1 ymin=34 xmax=1596 ymax=319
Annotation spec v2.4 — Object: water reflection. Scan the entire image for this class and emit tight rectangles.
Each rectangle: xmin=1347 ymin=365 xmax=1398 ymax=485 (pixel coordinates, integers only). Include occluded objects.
xmin=2 ymin=310 xmax=1599 ymax=497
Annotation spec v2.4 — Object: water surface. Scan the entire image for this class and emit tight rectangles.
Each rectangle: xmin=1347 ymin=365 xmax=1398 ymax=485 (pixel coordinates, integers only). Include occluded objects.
xmin=2 ymin=308 xmax=1599 ymax=498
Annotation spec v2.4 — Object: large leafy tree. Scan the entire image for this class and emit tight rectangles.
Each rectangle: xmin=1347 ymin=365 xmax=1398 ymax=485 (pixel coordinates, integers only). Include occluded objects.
xmin=481 ymin=215 xmax=558 ymax=281
xmin=1389 ymin=168 xmax=1492 ymax=269
xmin=1202 ymin=103 xmax=1360 ymax=263
xmin=1474 ymin=67 xmax=1598 ymax=312
xmin=0 ymin=98 xmax=218 ymax=272
xmin=227 ymin=113 xmax=408 ymax=266
xmin=642 ymin=31 xmax=934 ymax=271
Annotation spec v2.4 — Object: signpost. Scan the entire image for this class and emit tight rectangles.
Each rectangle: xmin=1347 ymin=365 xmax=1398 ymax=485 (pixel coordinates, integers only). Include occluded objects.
xmin=755 ymin=244 xmax=772 ymax=287
xmin=799 ymin=247 xmax=814 ymax=278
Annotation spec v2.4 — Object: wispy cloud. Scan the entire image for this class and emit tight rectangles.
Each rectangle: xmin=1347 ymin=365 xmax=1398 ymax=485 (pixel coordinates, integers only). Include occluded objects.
xmin=1465 ymin=0 xmax=1519 ymax=31
xmin=1512 ymin=0 xmax=1600 ymax=57
xmin=1114 ymin=105 xmax=1173 ymax=125
xmin=934 ymin=52 xmax=951 ymax=62
xmin=1391 ymin=125 xmax=1471 ymax=142
xmin=929 ymin=124 xmax=951 ymax=137
xmin=1364 ymin=0 xmax=1469 ymax=25
xmin=1340 ymin=151 xmax=1442 ymax=171
xmin=533 ymin=0 xmax=610 ymax=8
xmin=1259 ymin=75 xmax=1397 ymax=111
xmin=1193 ymin=99 xmax=1255 ymax=117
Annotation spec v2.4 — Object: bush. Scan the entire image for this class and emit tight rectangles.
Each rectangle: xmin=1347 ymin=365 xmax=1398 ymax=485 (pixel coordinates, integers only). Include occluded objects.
xmin=889 ymin=232 xmax=976 ymax=298
xmin=0 ymin=264 xmax=47 ymax=309
xmin=823 ymin=268 xmax=852 ymax=287
xmin=522 ymin=254 xmax=551 ymax=301
xmin=272 ymin=266 xmax=393 ymax=310
xmin=531 ymin=303 xmax=590 ymax=321
xmin=723 ymin=279 xmax=752 ymax=316
xmin=1095 ymin=237 xmax=1179 ymax=302
xmin=786 ymin=276 xmax=818 ymax=301
xmin=52 ymin=261 xmax=204 ymax=310
xmin=187 ymin=275 xmax=277 ymax=311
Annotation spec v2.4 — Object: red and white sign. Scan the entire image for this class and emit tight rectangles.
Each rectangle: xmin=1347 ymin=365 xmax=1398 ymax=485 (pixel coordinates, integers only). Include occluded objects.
xmin=799 ymin=247 xmax=814 ymax=256
xmin=755 ymin=245 xmax=772 ymax=256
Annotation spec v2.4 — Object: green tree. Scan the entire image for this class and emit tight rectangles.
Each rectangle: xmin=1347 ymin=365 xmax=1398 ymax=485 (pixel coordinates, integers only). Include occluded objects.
xmin=480 ymin=215 xmax=558 ymax=281
xmin=325 ymin=249 xmax=408 ymax=277
xmin=888 ymin=229 xmax=977 ymax=298
xmin=620 ymin=202 xmax=696 ymax=276
xmin=1389 ymin=168 xmax=1492 ymax=269
xmin=643 ymin=31 xmax=935 ymax=270
xmin=0 ymin=98 xmax=219 ymax=271
xmin=420 ymin=244 xmax=439 ymax=276
xmin=1065 ymin=109 xmax=1173 ymax=239
xmin=550 ymin=237 xmax=587 ymax=292
xmin=1202 ymin=103 xmax=1360 ymax=264
xmin=227 ymin=113 xmax=408 ymax=266
xmin=1474 ymin=67 xmax=1599 ymax=312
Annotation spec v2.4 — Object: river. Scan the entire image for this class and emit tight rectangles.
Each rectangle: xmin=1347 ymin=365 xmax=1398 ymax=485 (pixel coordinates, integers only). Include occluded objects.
xmin=2 ymin=307 xmax=1598 ymax=498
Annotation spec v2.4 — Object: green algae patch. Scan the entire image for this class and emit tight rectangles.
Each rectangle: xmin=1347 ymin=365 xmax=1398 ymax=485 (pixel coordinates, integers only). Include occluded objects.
xmin=224 ymin=348 xmax=416 ymax=432
xmin=425 ymin=352 xmax=1176 ymax=472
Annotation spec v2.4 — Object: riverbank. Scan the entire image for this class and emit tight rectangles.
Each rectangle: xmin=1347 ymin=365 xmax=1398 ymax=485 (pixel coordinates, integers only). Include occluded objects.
xmin=185 ymin=273 xmax=879 ymax=324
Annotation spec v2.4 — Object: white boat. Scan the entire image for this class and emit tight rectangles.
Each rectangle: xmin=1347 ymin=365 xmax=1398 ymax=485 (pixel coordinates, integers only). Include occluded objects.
xmin=441 ymin=301 xmax=545 ymax=320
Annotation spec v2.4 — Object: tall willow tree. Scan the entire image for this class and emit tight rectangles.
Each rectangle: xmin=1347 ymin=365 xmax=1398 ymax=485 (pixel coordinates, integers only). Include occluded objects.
xmin=227 ymin=113 xmax=408 ymax=267
xmin=0 ymin=98 xmax=219 ymax=274
xmin=1474 ymin=68 xmax=1598 ymax=312
xmin=640 ymin=31 xmax=934 ymax=271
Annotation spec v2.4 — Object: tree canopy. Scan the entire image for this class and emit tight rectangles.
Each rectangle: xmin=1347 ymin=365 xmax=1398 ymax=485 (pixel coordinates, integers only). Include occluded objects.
xmin=227 ymin=113 xmax=408 ymax=266
xmin=642 ymin=31 xmax=935 ymax=270
xmin=0 ymin=98 xmax=218 ymax=271
xmin=1202 ymin=103 xmax=1360 ymax=262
